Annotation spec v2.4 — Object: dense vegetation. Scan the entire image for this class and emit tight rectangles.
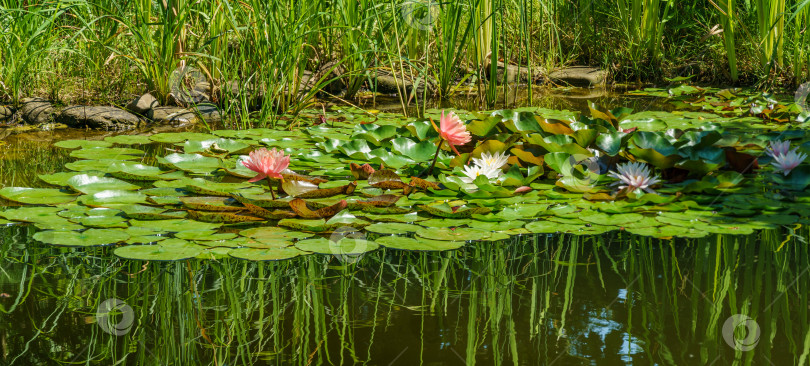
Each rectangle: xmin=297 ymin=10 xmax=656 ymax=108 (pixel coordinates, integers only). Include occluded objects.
xmin=2 ymin=0 xmax=810 ymax=124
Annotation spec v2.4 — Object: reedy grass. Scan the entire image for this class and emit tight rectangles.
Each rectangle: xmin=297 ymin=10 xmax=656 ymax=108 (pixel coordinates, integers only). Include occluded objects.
xmin=6 ymin=0 xmax=810 ymax=121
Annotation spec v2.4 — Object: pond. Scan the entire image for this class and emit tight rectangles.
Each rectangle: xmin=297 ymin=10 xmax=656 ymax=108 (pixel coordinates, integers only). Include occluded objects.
xmin=1 ymin=86 xmax=809 ymax=365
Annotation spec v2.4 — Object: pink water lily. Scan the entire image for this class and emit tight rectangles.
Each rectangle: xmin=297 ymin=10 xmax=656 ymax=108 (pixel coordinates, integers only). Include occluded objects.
xmin=766 ymin=140 xmax=792 ymax=158
xmin=771 ymin=149 xmax=807 ymax=176
xmin=242 ymin=148 xmax=290 ymax=182
xmin=425 ymin=110 xmax=471 ymax=176
xmin=765 ymin=140 xmax=806 ymax=176
xmin=433 ymin=110 xmax=471 ymax=155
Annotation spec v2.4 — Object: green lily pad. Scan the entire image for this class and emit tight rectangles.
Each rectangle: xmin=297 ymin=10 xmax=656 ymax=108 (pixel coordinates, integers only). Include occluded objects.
xmin=114 ymin=244 xmax=203 ymax=261
xmin=361 ymin=212 xmax=427 ymax=223
xmin=414 ymin=227 xmax=490 ymax=241
xmin=54 ymin=140 xmax=113 ymax=149
xmin=180 ymin=138 xmax=251 ymax=155
xmin=579 ymin=212 xmax=645 ymax=226
xmin=69 ymin=147 xmax=145 ymax=160
xmin=0 ymin=206 xmax=62 ymax=222
xmin=419 ymin=202 xmax=492 ymax=218
xmin=175 ymin=231 xmax=238 ymax=241
xmin=418 ymin=218 xmax=472 ymax=227
xmin=376 ymin=236 xmax=465 ymax=251
xmin=67 ymin=174 xmax=140 ymax=194
xmin=149 ymin=132 xmax=218 ymax=143
xmin=33 ymin=229 xmax=130 ymax=247
xmin=78 ymin=190 xmax=149 ymax=206
xmin=239 ymin=227 xmax=314 ymax=241
xmin=158 ymin=153 xmax=222 ymax=174
xmin=229 ymin=247 xmax=306 ymax=261
xmin=38 ymin=171 xmax=106 ymax=186
xmin=0 ymin=187 xmax=77 ymax=205
xmin=364 ymin=222 xmax=423 ymax=234
xmin=525 ymin=220 xmax=584 ymax=234
xmin=65 ymin=159 xmax=139 ymax=173
xmin=196 ymin=247 xmax=234 ymax=260
xmin=105 ymin=135 xmax=154 ymax=145
xmin=467 ymin=220 xmax=525 ymax=231
xmin=294 ymin=237 xmax=379 ymax=255
xmin=129 ymin=219 xmax=221 ymax=232
xmin=108 ymin=162 xmax=166 ymax=181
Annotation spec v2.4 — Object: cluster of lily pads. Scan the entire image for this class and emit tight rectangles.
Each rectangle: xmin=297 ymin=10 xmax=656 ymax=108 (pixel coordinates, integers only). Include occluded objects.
xmin=1 ymin=86 xmax=810 ymax=261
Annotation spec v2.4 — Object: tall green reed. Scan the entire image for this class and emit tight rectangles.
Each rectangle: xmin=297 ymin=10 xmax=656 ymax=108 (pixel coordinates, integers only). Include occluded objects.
xmin=0 ymin=0 xmax=68 ymax=107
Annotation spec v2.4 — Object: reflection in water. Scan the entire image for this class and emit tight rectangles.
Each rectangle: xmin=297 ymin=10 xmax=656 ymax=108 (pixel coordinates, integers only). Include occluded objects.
xmin=0 ymin=227 xmax=808 ymax=365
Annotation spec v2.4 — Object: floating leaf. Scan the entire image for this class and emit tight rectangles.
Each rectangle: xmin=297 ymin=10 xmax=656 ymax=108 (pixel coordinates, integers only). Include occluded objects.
xmin=115 ymin=244 xmax=202 ymax=261
xmin=67 ymin=174 xmax=140 ymax=194
xmin=159 ymin=153 xmax=221 ymax=174
xmin=350 ymin=163 xmax=376 ymax=179
xmin=55 ymin=140 xmax=113 ymax=149
xmin=180 ymin=196 xmax=244 ymax=211
xmin=229 ymin=247 xmax=306 ymax=261
xmin=240 ymin=227 xmax=314 ymax=241
xmin=187 ymin=210 xmax=264 ymax=223
xmin=289 ymin=199 xmax=348 ymax=219
xmin=368 ymin=170 xmax=408 ymax=189
xmin=414 ymin=227 xmax=490 ymax=241
xmin=70 ymin=147 xmax=145 ymax=161
xmin=364 ymin=222 xmax=423 ymax=234
xmin=0 ymin=187 xmax=77 ymax=205
xmin=33 ymin=229 xmax=129 ymax=247
xmin=376 ymin=236 xmax=465 ymax=251
xmin=419 ymin=202 xmax=492 ymax=218
xmin=129 ymin=219 xmax=221 ymax=232
xmin=294 ymin=237 xmax=379 ymax=255
xmin=79 ymin=190 xmax=149 ymax=206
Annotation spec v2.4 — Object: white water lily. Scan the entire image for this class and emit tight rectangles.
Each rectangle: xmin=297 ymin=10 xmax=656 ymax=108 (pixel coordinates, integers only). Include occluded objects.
xmin=771 ymin=149 xmax=807 ymax=176
xmin=608 ymin=162 xmax=661 ymax=194
xmin=472 ymin=151 xmax=510 ymax=172
xmin=460 ymin=151 xmax=510 ymax=184
xmin=766 ymin=140 xmax=792 ymax=158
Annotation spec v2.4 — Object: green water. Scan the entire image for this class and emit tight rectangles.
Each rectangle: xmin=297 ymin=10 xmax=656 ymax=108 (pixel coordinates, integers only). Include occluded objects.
xmin=1 ymin=228 xmax=808 ymax=365
xmin=1 ymin=90 xmax=809 ymax=365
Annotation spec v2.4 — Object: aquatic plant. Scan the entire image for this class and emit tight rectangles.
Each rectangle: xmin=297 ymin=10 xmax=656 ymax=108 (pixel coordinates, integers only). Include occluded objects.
xmin=242 ymin=147 xmax=291 ymax=199
xmin=434 ymin=110 xmax=472 ymax=155
xmin=771 ymin=149 xmax=807 ymax=176
xmin=608 ymin=161 xmax=660 ymax=194
xmin=460 ymin=151 xmax=509 ymax=185
xmin=1 ymin=88 xmax=810 ymax=261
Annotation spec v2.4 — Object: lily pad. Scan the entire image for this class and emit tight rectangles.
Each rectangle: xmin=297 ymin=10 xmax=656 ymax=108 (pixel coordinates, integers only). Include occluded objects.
xmin=376 ymin=236 xmax=465 ymax=251
xmin=67 ymin=174 xmax=140 ymax=194
xmin=364 ymin=222 xmax=423 ymax=234
xmin=0 ymin=187 xmax=77 ymax=205
xmin=78 ymin=190 xmax=149 ymax=206
xmin=229 ymin=247 xmax=306 ymax=261
xmin=70 ymin=147 xmax=145 ymax=161
xmin=414 ymin=227 xmax=490 ymax=241
xmin=294 ymin=237 xmax=379 ymax=255
xmin=54 ymin=140 xmax=113 ymax=149
xmin=159 ymin=153 xmax=222 ymax=174
xmin=114 ymin=244 xmax=203 ymax=261
xmin=33 ymin=229 xmax=129 ymax=247
xmin=129 ymin=219 xmax=221 ymax=232
xmin=239 ymin=227 xmax=314 ymax=241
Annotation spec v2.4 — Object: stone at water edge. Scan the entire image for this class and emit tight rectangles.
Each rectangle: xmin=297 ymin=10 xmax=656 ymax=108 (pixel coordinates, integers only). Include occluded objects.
xmin=58 ymin=106 xmax=142 ymax=130
xmin=0 ymin=105 xmax=13 ymax=121
xmin=193 ymin=104 xmax=223 ymax=124
xmin=126 ymin=93 xmax=160 ymax=115
xmin=20 ymin=97 xmax=57 ymax=124
xmin=549 ymin=66 xmax=608 ymax=87
xmin=148 ymin=106 xmax=199 ymax=126
xmin=484 ymin=60 xmax=542 ymax=84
